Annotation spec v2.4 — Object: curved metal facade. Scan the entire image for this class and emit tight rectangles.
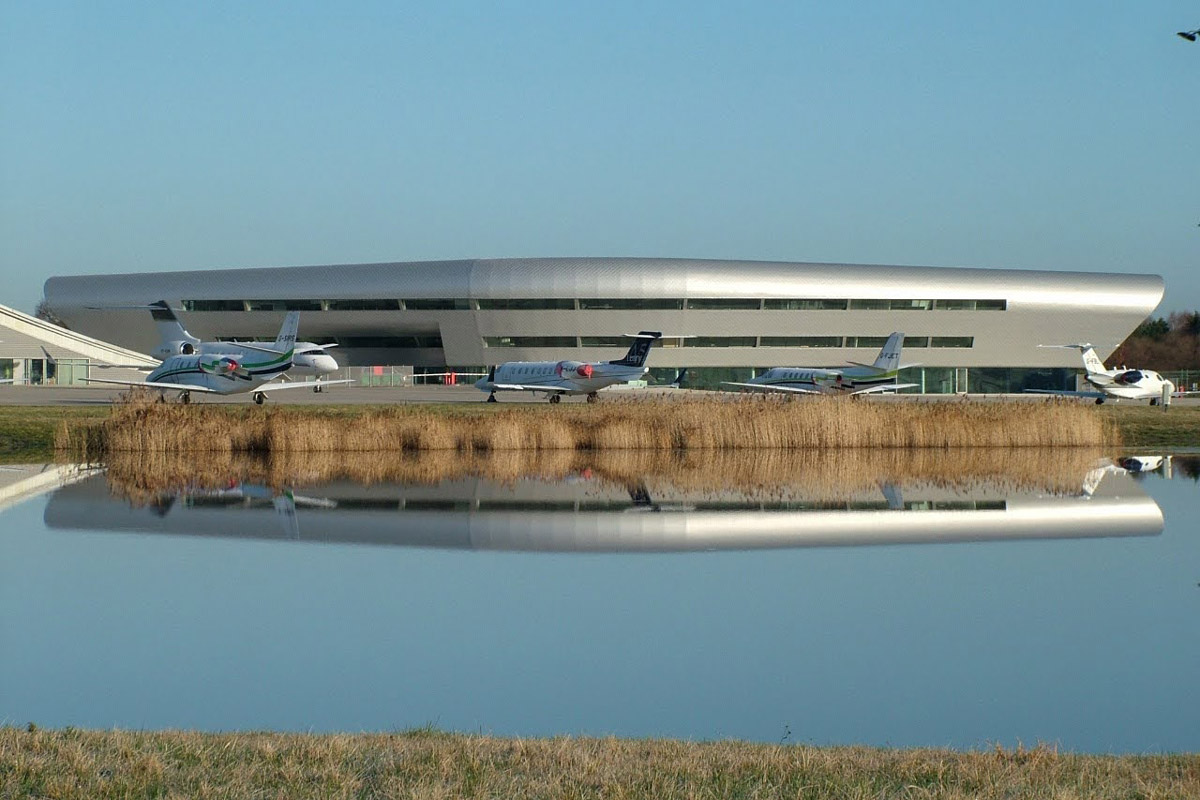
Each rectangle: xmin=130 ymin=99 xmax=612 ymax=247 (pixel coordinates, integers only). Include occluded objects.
xmin=44 ymin=258 xmax=1164 ymax=373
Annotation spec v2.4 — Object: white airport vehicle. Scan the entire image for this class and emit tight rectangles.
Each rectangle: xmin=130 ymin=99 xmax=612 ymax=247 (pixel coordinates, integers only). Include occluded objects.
xmin=83 ymin=313 xmax=350 ymax=404
xmin=475 ymin=331 xmax=666 ymax=403
xmin=1025 ymin=344 xmax=1194 ymax=405
xmin=723 ymin=332 xmax=917 ymax=395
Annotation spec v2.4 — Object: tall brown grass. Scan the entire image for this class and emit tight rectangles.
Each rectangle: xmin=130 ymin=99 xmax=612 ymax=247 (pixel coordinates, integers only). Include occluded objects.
xmin=56 ymin=393 xmax=1119 ymax=460
xmin=101 ymin=446 xmax=1110 ymax=508
xmin=2 ymin=727 xmax=1196 ymax=800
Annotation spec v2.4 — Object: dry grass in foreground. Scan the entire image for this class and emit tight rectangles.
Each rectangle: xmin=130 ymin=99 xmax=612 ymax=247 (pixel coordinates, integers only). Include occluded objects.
xmin=56 ymin=393 xmax=1119 ymax=459
xmin=101 ymin=446 xmax=1111 ymax=507
xmin=2 ymin=727 xmax=1195 ymax=800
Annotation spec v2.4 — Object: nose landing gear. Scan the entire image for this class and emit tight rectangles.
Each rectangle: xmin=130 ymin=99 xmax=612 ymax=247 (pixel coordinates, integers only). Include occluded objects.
xmin=253 ymin=392 xmax=266 ymax=405
xmin=486 ymin=392 xmax=498 ymax=403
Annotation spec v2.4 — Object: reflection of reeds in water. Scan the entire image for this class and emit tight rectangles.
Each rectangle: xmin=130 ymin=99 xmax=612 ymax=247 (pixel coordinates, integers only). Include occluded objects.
xmin=59 ymin=393 xmax=1118 ymax=460
xmin=102 ymin=446 xmax=1110 ymax=507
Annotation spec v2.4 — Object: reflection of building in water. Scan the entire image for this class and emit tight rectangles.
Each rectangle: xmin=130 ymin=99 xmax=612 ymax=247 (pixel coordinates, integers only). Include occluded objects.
xmin=44 ymin=465 xmax=1163 ymax=552
xmin=0 ymin=464 xmax=99 ymax=514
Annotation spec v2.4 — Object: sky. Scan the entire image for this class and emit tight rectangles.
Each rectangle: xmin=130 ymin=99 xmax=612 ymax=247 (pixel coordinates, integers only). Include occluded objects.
xmin=1 ymin=1 xmax=1198 ymax=316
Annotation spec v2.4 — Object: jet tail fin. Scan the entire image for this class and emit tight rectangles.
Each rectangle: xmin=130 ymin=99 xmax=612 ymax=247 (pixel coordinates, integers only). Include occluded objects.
xmin=273 ymin=312 xmax=301 ymax=354
xmin=609 ymin=331 xmax=663 ymax=368
xmin=871 ymin=332 xmax=905 ymax=372
xmin=149 ymin=301 xmax=200 ymax=347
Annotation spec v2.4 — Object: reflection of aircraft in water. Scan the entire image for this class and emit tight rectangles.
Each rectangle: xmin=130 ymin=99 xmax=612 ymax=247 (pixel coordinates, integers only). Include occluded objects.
xmin=45 ymin=465 xmax=1163 ymax=552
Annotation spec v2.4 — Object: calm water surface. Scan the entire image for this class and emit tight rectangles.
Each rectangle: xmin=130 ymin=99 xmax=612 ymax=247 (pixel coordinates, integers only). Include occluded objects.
xmin=0 ymin=453 xmax=1196 ymax=752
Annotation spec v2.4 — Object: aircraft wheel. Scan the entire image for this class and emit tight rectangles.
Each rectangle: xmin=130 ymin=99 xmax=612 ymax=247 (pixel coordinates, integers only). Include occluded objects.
xmin=180 ymin=392 xmax=191 ymax=405
xmin=1149 ymin=398 xmax=1158 ymax=406
xmin=254 ymin=392 xmax=266 ymax=405
xmin=586 ymin=392 xmax=598 ymax=404
xmin=549 ymin=394 xmax=561 ymax=404
xmin=486 ymin=393 xmax=497 ymax=403
xmin=313 ymin=384 xmax=323 ymax=394
xmin=1095 ymin=398 xmax=1105 ymax=405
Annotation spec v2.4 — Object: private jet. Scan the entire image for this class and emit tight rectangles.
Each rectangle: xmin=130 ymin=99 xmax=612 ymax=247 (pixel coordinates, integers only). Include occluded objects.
xmin=83 ymin=313 xmax=348 ymax=404
xmin=475 ymin=331 xmax=666 ymax=403
xmin=724 ymin=332 xmax=917 ymax=395
xmin=142 ymin=301 xmax=342 ymax=389
xmin=1025 ymin=344 xmax=1192 ymax=405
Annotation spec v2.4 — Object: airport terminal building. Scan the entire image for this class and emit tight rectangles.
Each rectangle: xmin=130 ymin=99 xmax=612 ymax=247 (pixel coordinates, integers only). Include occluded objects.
xmin=42 ymin=257 xmax=1164 ymax=392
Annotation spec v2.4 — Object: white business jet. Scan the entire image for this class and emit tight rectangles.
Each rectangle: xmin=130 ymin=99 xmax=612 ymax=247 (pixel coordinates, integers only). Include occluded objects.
xmin=1025 ymin=344 xmax=1190 ymax=405
xmin=83 ymin=313 xmax=347 ymax=404
xmin=475 ymin=331 xmax=666 ymax=403
xmin=143 ymin=301 xmax=341 ymax=388
xmin=723 ymin=332 xmax=917 ymax=395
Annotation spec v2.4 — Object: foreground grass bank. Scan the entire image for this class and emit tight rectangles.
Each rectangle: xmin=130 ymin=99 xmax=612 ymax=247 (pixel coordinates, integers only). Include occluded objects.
xmin=7 ymin=398 xmax=1200 ymax=462
xmin=2 ymin=728 xmax=1196 ymax=800
xmin=53 ymin=395 xmax=1120 ymax=458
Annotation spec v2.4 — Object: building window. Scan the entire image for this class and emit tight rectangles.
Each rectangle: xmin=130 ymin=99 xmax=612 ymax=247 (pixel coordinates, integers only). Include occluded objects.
xmin=244 ymin=299 xmax=323 ymax=312
xmin=686 ymin=336 xmax=757 ymax=347
xmin=848 ymin=299 xmax=891 ymax=310
xmin=0 ymin=358 xmax=13 ymax=382
xmin=933 ymin=299 xmax=1007 ymax=311
xmin=931 ymin=336 xmax=974 ymax=348
xmin=404 ymin=299 xmax=472 ymax=310
xmin=846 ymin=336 xmax=890 ymax=348
xmin=183 ymin=300 xmax=246 ymax=312
xmin=477 ymin=299 xmax=576 ymax=310
xmin=903 ymin=336 xmax=929 ymax=348
xmin=578 ymin=298 xmax=685 ymax=310
xmin=764 ymin=299 xmax=849 ymax=310
xmin=483 ymin=336 xmax=578 ymax=348
xmin=686 ymin=298 xmax=762 ymax=310
xmin=580 ymin=336 xmax=628 ymax=347
xmin=326 ymin=299 xmax=401 ymax=311
xmin=760 ymin=336 xmax=843 ymax=347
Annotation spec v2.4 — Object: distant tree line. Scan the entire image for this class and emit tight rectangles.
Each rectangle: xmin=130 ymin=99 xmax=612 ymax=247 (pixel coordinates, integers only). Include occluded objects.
xmin=1107 ymin=311 xmax=1200 ymax=371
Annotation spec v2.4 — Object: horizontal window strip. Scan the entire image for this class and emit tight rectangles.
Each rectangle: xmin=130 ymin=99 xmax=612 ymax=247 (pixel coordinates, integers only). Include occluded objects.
xmin=760 ymin=336 xmax=843 ymax=348
xmin=182 ymin=297 xmax=1007 ymax=312
xmin=477 ymin=299 xmax=576 ymax=310
xmin=484 ymin=336 xmax=578 ymax=348
xmin=578 ymin=298 xmax=685 ymax=310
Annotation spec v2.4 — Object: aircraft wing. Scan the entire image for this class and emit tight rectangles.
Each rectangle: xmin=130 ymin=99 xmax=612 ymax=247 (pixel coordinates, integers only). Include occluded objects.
xmin=722 ymin=382 xmax=822 ymax=394
xmin=1024 ymin=389 xmax=1107 ymax=399
xmin=492 ymin=383 xmax=573 ymax=393
xmin=81 ymin=378 xmax=221 ymax=393
xmin=257 ymin=379 xmax=357 ymax=391
xmin=850 ymin=383 xmax=919 ymax=395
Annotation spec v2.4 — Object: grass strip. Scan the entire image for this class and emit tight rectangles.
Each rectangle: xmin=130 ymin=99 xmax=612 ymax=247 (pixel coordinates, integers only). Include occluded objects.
xmin=2 ymin=727 xmax=1196 ymax=800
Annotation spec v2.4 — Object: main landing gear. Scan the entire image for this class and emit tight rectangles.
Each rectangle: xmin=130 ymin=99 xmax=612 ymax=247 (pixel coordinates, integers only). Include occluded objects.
xmin=486 ymin=392 xmax=498 ymax=403
xmin=179 ymin=391 xmax=191 ymax=405
xmin=313 ymin=384 xmax=323 ymax=394
xmin=549 ymin=394 xmax=561 ymax=404
xmin=586 ymin=392 xmax=598 ymax=404
xmin=1095 ymin=398 xmax=1105 ymax=405
xmin=253 ymin=392 xmax=266 ymax=405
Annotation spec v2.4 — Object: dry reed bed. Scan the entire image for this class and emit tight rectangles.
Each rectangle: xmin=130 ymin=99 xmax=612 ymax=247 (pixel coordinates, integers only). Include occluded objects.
xmin=2 ymin=727 xmax=1196 ymax=800
xmin=101 ymin=446 xmax=1110 ymax=508
xmin=57 ymin=394 xmax=1119 ymax=459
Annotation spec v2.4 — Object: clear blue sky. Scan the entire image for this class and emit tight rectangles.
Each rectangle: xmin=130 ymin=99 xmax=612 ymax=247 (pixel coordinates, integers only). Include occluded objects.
xmin=2 ymin=1 xmax=1198 ymax=316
